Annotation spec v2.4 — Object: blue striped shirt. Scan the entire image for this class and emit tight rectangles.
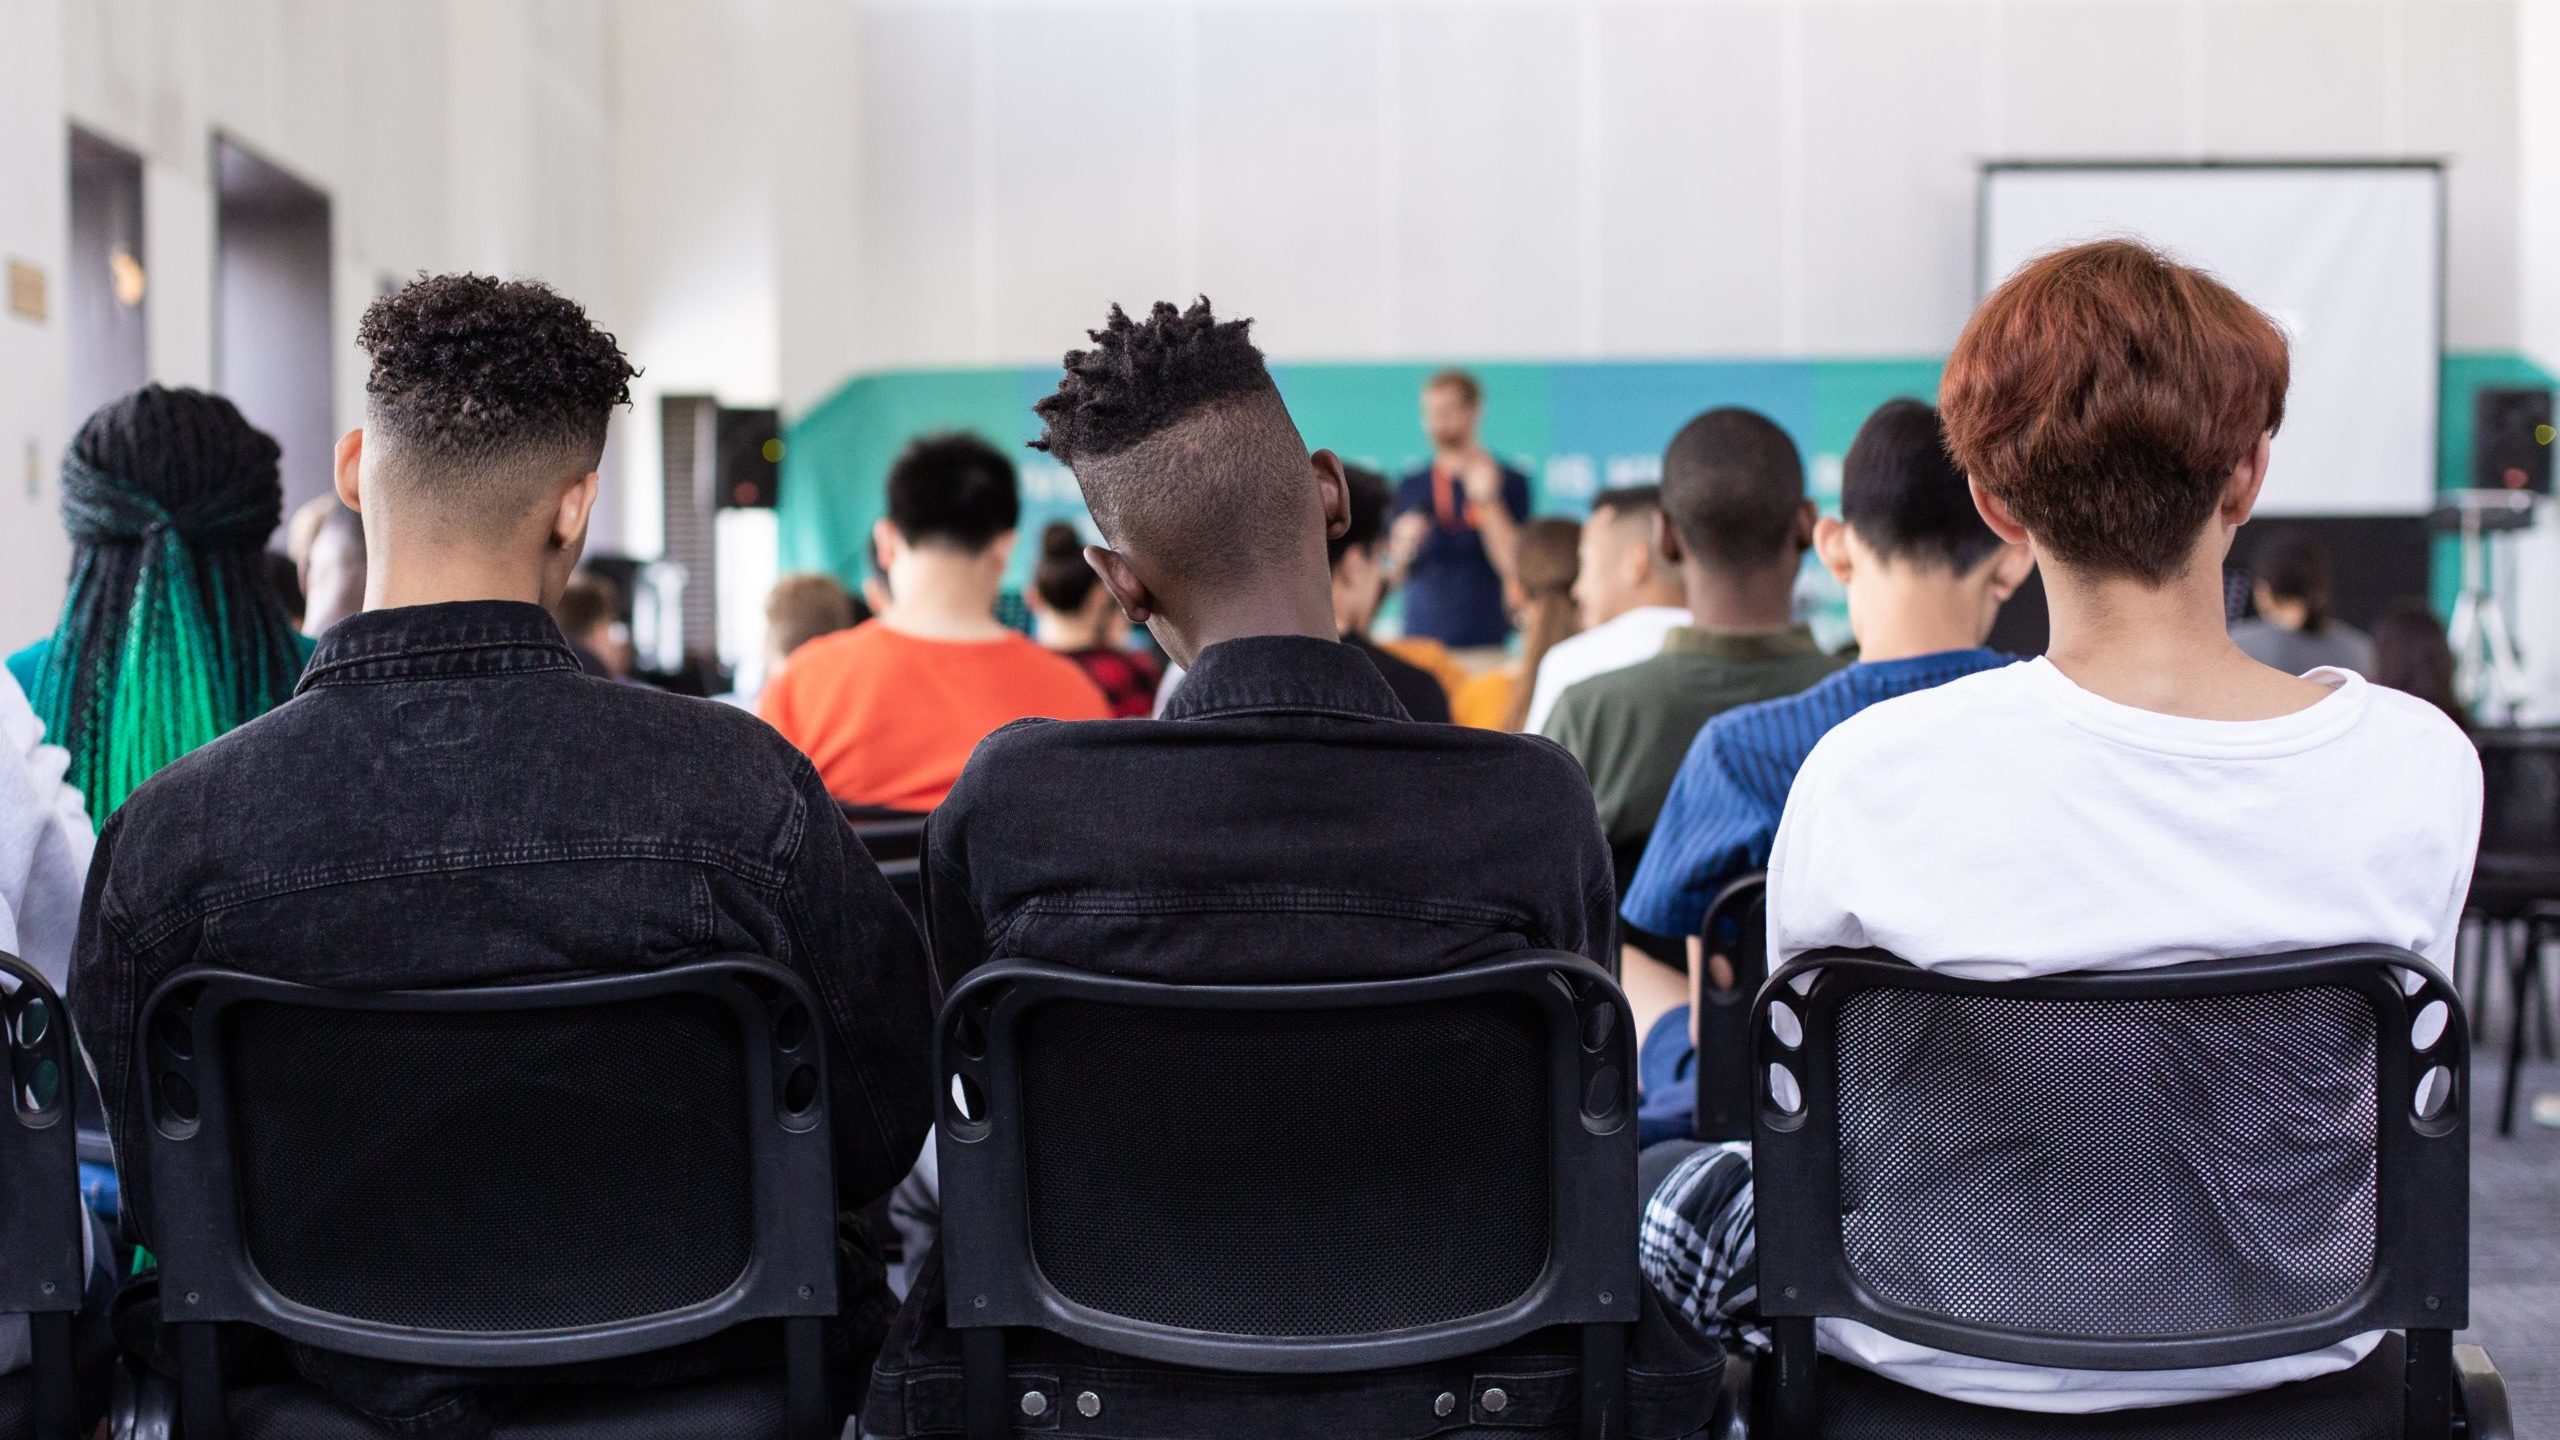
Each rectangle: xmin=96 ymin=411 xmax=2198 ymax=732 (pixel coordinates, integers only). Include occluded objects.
xmin=1622 ymin=648 xmax=2016 ymax=937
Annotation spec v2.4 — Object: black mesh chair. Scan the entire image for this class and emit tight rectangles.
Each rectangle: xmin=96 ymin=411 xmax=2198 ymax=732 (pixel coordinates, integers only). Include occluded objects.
xmin=136 ymin=957 xmax=841 ymax=1440
xmin=1749 ymin=946 xmax=2509 ymax=1440
xmin=841 ymin=806 xmax=929 ymax=922
xmin=1 ymin=953 xmax=84 ymax=1440
xmin=2468 ymin=728 xmax=2560 ymax=1134
xmin=936 ymin=952 xmax=1640 ymax=1440
xmin=1692 ymin=873 xmax=1768 ymax=1143
xmin=843 ymin=808 xmax=928 ymax=867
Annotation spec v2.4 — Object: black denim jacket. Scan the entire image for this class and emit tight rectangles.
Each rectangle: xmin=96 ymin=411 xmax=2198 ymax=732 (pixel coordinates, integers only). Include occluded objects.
xmin=867 ymin=635 xmax=1721 ymax=1437
xmin=69 ymin=601 xmax=938 ymax=1431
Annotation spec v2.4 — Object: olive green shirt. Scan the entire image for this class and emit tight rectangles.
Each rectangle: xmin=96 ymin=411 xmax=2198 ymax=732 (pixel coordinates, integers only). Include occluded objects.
xmin=1540 ymin=625 xmax=1846 ymax=850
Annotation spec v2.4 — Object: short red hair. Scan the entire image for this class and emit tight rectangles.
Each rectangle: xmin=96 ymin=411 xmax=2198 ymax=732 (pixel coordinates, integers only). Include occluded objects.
xmin=1941 ymin=240 xmax=2288 ymax=583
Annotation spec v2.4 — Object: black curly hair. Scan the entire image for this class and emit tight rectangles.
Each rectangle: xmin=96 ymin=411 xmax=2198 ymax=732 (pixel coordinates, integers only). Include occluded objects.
xmin=1032 ymin=298 xmax=1274 ymax=463
xmin=1032 ymin=298 xmax=1318 ymax=583
xmin=357 ymin=274 xmax=635 ymax=522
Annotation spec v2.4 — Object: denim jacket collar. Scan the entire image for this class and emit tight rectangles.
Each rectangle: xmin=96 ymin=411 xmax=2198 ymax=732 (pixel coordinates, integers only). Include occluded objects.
xmin=1161 ymin=634 xmax=1409 ymax=724
xmin=297 ymin=600 xmax=582 ymax=693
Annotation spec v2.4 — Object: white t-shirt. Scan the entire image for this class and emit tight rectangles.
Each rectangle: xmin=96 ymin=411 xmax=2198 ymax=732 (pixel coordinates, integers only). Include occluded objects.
xmin=0 ymin=673 xmax=95 ymax=1378
xmin=1523 ymin=605 xmax=1688 ymax=735
xmin=0 ymin=672 xmax=93 ymax=993
xmin=1766 ymin=658 xmax=2481 ymax=1412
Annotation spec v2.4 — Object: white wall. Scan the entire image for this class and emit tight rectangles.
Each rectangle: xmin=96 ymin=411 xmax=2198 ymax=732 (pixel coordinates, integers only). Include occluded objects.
xmin=836 ymin=0 xmax=2520 ymax=377
xmin=44 ymin=0 xmax=621 ymax=574
xmin=0 ymin=0 xmax=70 ymax=640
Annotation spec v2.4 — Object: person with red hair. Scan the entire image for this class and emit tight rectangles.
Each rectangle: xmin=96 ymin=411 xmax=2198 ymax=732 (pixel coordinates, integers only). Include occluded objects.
xmin=1638 ymin=240 xmax=2482 ymax=1413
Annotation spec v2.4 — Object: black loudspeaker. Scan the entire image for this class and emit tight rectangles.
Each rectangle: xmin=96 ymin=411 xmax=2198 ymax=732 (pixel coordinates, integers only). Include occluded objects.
xmin=2473 ymin=387 xmax=2553 ymax=496
xmin=716 ymin=407 xmax=782 ymax=509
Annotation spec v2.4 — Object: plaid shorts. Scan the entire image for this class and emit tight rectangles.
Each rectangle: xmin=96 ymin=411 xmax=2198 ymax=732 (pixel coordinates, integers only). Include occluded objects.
xmin=1639 ymin=1141 xmax=1765 ymax=1351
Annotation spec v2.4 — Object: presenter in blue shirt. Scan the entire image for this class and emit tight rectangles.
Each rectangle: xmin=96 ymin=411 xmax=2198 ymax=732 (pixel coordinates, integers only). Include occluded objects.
xmin=1387 ymin=369 xmax=1531 ymax=650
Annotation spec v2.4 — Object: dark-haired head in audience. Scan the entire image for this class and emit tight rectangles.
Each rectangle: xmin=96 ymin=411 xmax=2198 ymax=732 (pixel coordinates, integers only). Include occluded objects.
xmin=1029 ymin=521 xmax=1165 ymax=718
xmin=340 ymin=273 xmax=635 ymax=616
xmin=2231 ymin=530 xmax=2377 ymax=676
xmin=1658 ymin=408 xmax=1817 ymax=630
xmin=1818 ymin=398 xmax=2033 ymax=656
xmin=1032 ymin=297 xmax=1347 ymax=668
xmin=877 ymin=432 xmax=1020 ymax=624
xmin=1321 ymin=464 xmax=1452 ymax=722
xmin=2370 ymin=601 xmax=2468 ymax=729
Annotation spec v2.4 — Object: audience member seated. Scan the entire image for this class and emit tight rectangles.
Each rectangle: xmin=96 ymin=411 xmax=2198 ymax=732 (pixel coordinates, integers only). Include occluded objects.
xmin=8 ymin=386 xmax=312 ymax=822
xmin=721 ymin=571 xmax=861 ymax=711
xmin=863 ymin=298 xmax=1719 ymax=1437
xmin=1620 ymin=398 xmax=2031 ymax=1126
xmin=1027 ymin=520 xmax=1164 ymax=717
xmin=1330 ymin=465 xmax=1456 ymax=723
xmin=760 ymin=434 xmax=1110 ymax=812
xmin=1639 ymin=239 xmax=2483 ymax=1414
xmin=68 ymin=274 xmax=937 ymax=1433
xmin=0 ymin=670 xmax=92 ymax=995
xmin=1522 ymin=486 xmax=1689 ymax=733
xmin=1541 ymin=407 xmax=1844 ymax=1019
xmin=2370 ymin=599 xmax=2468 ymax=728
xmin=288 ymin=494 xmax=369 ymax=638
xmin=1386 ymin=368 xmax=1530 ymax=651
xmin=552 ymin=567 xmax=630 ymax=678
xmin=1452 ymin=516 xmax=1582 ymax=730
xmin=2231 ymin=529 xmax=2374 ymax=675
xmin=0 ymin=669 xmax=109 ymax=1392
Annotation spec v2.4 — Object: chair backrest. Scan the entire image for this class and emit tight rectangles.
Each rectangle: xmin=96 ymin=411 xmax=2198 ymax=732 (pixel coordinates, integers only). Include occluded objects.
xmin=1692 ymin=872 xmax=1768 ymax=1142
xmin=3 ymin=953 xmax=85 ymax=1440
xmin=139 ymin=956 xmax=838 ymax=1368
xmin=1754 ymin=946 xmax=2466 ymax=1374
xmin=840 ymin=805 xmax=929 ymax=867
xmin=2 ymin=951 xmax=81 ymax=1319
xmin=2474 ymin=727 xmax=2560 ymax=861
xmin=937 ymin=952 xmax=1640 ymax=1373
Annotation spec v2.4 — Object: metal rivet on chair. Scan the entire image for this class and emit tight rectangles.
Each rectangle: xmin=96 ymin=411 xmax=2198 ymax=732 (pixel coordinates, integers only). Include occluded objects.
xmin=1433 ymin=1391 xmax=1456 ymax=1417
xmin=1020 ymin=1390 xmax=1049 ymax=1418
xmin=1482 ymin=1387 xmax=1509 ymax=1414
xmin=1075 ymin=1391 xmax=1101 ymax=1418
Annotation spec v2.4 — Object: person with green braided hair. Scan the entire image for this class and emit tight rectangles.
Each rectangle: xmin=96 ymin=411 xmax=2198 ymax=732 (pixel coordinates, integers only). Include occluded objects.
xmin=6 ymin=386 xmax=314 ymax=821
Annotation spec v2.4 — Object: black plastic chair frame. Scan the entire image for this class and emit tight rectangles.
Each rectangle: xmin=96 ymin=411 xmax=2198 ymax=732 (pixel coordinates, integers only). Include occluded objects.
xmin=1692 ymin=872 xmax=1768 ymax=1144
xmin=1 ymin=952 xmax=84 ymax=1440
xmin=138 ymin=957 xmax=842 ymax=1440
xmin=936 ymin=952 xmax=1641 ymax=1440
xmin=1751 ymin=945 xmax=2478 ymax=1440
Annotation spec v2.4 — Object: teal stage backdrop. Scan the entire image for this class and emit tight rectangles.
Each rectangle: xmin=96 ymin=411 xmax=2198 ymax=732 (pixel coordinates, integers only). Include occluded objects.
xmin=780 ymin=353 xmax=2556 ymax=627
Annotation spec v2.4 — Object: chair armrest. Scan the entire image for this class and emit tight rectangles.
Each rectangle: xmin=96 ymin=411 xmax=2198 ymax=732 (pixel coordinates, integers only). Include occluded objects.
xmin=2455 ymin=1344 xmax=2511 ymax=1440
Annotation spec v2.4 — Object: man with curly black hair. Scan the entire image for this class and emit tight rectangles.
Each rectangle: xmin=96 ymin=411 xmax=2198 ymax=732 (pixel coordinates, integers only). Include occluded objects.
xmin=860 ymin=300 xmax=1722 ymax=1439
xmin=73 ymin=274 xmax=935 ymax=1435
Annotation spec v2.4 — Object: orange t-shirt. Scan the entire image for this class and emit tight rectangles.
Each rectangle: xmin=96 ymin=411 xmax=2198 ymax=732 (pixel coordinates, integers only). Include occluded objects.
xmin=760 ymin=620 xmax=1112 ymax=812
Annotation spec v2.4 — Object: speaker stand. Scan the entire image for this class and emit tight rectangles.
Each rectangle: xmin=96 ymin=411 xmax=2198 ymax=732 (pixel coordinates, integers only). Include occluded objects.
xmin=2438 ymin=490 xmax=2536 ymax=724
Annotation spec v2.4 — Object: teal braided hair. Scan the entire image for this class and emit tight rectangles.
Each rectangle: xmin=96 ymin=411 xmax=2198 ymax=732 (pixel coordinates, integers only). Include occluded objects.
xmin=31 ymin=386 xmax=302 ymax=819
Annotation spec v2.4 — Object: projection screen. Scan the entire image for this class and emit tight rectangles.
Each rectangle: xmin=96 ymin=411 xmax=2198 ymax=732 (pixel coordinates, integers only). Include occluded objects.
xmin=1979 ymin=164 xmax=2443 ymax=517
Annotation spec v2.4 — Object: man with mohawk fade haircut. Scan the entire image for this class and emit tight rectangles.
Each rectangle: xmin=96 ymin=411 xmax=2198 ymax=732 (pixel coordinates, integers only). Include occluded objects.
xmin=861 ymin=298 xmax=1723 ymax=1440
